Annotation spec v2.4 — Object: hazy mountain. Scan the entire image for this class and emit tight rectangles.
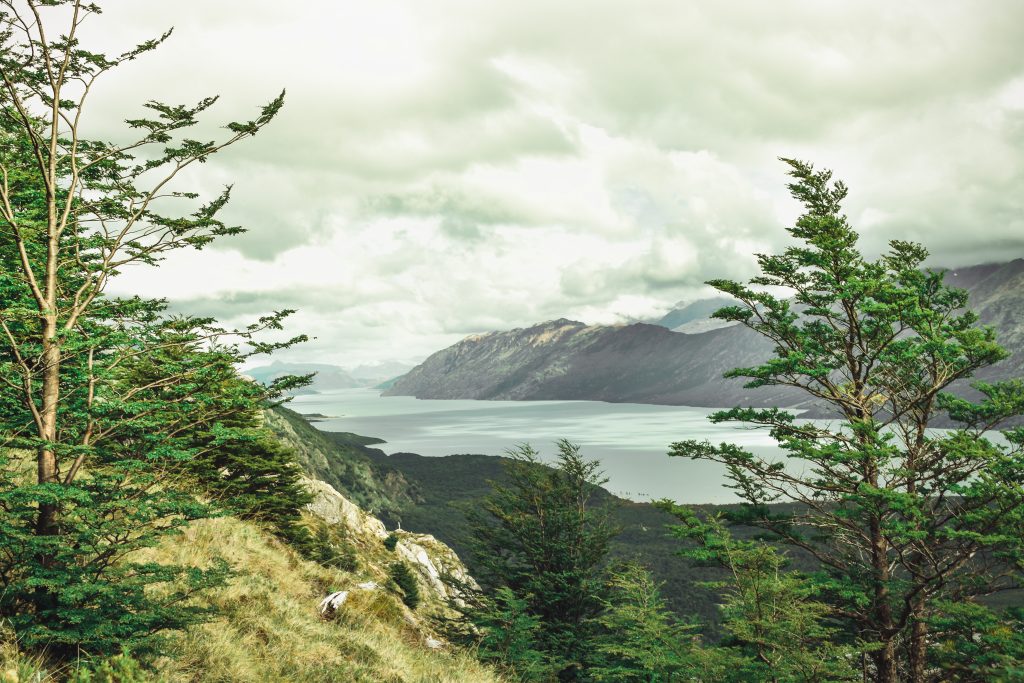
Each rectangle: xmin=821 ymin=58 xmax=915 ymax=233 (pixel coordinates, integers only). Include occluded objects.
xmin=346 ymin=361 xmax=417 ymax=385
xmin=653 ymin=297 xmax=734 ymax=330
xmin=245 ymin=361 xmax=363 ymax=393
xmin=385 ymin=260 xmax=1024 ymax=410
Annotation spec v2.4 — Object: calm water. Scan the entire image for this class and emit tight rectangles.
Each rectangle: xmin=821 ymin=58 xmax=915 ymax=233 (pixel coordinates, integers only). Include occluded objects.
xmin=290 ymin=389 xmax=783 ymax=503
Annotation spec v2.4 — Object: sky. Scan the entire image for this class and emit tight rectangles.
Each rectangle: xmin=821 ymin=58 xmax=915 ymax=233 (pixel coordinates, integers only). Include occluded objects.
xmin=76 ymin=0 xmax=1024 ymax=366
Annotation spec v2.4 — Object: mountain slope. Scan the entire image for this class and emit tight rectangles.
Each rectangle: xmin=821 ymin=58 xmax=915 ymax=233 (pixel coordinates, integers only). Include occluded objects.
xmin=386 ymin=260 xmax=1024 ymax=409
xmin=265 ymin=406 xmax=420 ymax=518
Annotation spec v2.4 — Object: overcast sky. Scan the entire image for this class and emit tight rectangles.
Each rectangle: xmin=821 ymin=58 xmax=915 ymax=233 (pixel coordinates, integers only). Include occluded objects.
xmin=83 ymin=1 xmax=1024 ymax=366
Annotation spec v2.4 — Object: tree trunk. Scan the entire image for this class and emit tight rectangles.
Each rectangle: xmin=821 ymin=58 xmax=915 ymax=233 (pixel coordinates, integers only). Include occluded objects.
xmin=872 ymin=638 xmax=898 ymax=683
xmin=908 ymin=616 xmax=928 ymax=683
xmin=870 ymin=513 xmax=898 ymax=683
xmin=33 ymin=329 xmax=62 ymax=620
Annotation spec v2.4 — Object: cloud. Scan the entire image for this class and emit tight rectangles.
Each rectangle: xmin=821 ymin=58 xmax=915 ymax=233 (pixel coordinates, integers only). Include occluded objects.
xmin=76 ymin=0 xmax=1024 ymax=365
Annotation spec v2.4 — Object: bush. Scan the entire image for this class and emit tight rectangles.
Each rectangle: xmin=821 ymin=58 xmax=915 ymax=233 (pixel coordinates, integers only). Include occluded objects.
xmin=389 ymin=562 xmax=421 ymax=610
xmin=301 ymin=522 xmax=359 ymax=573
xmin=68 ymin=652 xmax=154 ymax=682
xmin=383 ymin=533 xmax=399 ymax=552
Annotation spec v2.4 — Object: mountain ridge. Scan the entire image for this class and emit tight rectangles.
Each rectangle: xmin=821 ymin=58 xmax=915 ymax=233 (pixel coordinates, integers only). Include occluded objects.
xmin=385 ymin=260 xmax=1024 ymax=410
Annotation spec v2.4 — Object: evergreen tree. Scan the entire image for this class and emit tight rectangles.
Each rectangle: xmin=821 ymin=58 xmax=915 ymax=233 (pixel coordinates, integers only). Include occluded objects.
xmin=467 ymin=441 xmax=618 ymax=681
xmin=472 ymin=587 xmax=553 ymax=682
xmin=663 ymin=508 xmax=859 ymax=683
xmin=668 ymin=159 xmax=1024 ymax=682
xmin=0 ymin=1 xmax=301 ymax=660
xmin=587 ymin=562 xmax=698 ymax=683
xmin=389 ymin=561 xmax=422 ymax=610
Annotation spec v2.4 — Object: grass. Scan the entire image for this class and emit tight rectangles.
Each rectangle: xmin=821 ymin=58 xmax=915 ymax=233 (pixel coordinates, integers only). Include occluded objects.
xmin=0 ymin=514 xmax=500 ymax=683
xmin=146 ymin=516 xmax=502 ymax=683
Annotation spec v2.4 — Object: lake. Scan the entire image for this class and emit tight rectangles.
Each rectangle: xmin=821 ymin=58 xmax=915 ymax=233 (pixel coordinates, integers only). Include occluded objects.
xmin=289 ymin=389 xmax=784 ymax=503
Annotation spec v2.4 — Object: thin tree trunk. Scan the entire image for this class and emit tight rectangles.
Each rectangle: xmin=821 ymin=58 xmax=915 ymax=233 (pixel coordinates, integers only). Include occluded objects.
xmin=870 ymin=513 xmax=898 ymax=683
xmin=33 ymin=326 xmax=61 ymax=623
xmin=36 ymin=326 xmax=61 ymax=526
xmin=908 ymin=616 xmax=928 ymax=683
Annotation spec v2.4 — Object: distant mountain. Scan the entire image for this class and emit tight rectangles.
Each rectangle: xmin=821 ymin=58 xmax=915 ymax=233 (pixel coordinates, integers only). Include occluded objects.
xmin=245 ymin=361 xmax=362 ymax=393
xmin=347 ymin=361 xmax=417 ymax=385
xmin=385 ymin=260 xmax=1024 ymax=410
xmin=653 ymin=297 xmax=734 ymax=330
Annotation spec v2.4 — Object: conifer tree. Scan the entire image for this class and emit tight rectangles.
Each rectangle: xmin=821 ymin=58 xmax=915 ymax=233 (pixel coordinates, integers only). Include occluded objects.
xmin=467 ymin=441 xmax=618 ymax=681
xmin=0 ymin=1 xmax=302 ymax=659
xmin=669 ymin=159 xmax=1024 ymax=682
xmin=587 ymin=562 xmax=698 ymax=682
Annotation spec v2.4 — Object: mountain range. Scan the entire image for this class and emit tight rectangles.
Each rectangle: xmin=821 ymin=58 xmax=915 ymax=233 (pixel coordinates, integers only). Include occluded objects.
xmin=246 ymin=360 xmax=415 ymax=393
xmin=384 ymin=259 xmax=1024 ymax=411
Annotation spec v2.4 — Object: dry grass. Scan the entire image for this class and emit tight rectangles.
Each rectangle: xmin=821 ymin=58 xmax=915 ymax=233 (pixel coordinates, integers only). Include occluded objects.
xmin=145 ymin=517 xmax=501 ymax=683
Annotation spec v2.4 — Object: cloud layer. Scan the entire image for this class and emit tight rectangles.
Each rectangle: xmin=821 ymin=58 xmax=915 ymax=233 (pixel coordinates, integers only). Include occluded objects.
xmin=81 ymin=0 xmax=1024 ymax=364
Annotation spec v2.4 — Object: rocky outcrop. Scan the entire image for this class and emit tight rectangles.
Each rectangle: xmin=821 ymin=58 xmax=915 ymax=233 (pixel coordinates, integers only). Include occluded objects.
xmin=302 ymin=476 xmax=475 ymax=609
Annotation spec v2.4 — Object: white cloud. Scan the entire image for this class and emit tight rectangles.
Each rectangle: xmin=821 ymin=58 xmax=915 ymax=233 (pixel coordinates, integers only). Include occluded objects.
xmin=78 ymin=0 xmax=1024 ymax=365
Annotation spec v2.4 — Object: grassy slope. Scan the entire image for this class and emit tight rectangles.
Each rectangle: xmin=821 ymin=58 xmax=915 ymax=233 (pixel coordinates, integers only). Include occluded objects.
xmin=1 ymin=513 xmax=501 ymax=682
xmin=147 ymin=516 xmax=499 ymax=683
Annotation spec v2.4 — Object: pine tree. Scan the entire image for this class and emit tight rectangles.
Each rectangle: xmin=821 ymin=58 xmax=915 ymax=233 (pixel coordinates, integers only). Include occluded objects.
xmin=669 ymin=159 xmax=1024 ymax=682
xmin=467 ymin=441 xmax=618 ymax=681
xmin=389 ymin=561 xmax=422 ymax=610
xmin=587 ymin=562 xmax=698 ymax=682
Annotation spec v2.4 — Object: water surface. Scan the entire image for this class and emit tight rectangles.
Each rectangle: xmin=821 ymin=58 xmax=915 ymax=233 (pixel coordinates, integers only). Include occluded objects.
xmin=290 ymin=389 xmax=784 ymax=503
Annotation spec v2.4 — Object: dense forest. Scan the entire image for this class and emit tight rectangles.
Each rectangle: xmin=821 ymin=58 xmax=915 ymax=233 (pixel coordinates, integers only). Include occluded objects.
xmin=1 ymin=2 xmax=1023 ymax=682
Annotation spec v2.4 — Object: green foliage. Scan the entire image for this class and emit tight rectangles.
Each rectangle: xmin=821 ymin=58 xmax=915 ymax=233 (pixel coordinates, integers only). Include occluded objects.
xmin=587 ymin=562 xmax=698 ymax=682
xmin=928 ymin=602 xmax=1024 ymax=682
xmin=0 ymin=1 xmax=302 ymax=663
xmin=669 ymin=159 xmax=1024 ymax=681
xmin=68 ymin=652 xmax=157 ymax=682
xmin=662 ymin=507 xmax=860 ymax=682
xmin=471 ymin=586 xmax=553 ymax=682
xmin=300 ymin=520 xmax=359 ymax=573
xmin=389 ymin=561 xmax=421 ymax=610
xmin=466 ymin=441 xmax=618 ymax=680
xmin=383 ymin=533 xmax=399 ymax=552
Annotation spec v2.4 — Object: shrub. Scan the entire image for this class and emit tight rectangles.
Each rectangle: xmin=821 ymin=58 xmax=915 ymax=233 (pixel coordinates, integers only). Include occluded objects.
xmin=389 ymin=562 xmax=421 ymax=610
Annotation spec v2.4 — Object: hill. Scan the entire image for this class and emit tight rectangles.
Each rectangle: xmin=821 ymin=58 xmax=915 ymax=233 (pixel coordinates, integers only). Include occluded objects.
xmin=385 ymin=260 xmax=1024 ymax=411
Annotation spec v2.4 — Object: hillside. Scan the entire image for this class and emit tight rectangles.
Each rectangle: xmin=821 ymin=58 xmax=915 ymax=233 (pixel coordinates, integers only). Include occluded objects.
xmin=265 ymin=405 xmax=420 ymax=518
xmin=1 ymin=474 xmax=500 ymax=682
xmin=385 ymin=260 xmax=1024 ymax=410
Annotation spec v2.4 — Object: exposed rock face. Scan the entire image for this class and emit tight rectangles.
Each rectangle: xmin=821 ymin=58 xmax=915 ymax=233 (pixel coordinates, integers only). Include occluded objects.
xmin=385 ymin=260 xmax=1024 ymax=412
xmin=304 ymin=477 xmax=387 ymax=540
xmin=302 ymin=476 xmax=475 ymax=607
xmin=394 ymin=533 xmax=476 ymax=601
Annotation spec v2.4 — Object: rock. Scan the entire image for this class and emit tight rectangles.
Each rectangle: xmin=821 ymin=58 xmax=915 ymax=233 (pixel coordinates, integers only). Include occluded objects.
xmin=303 ymin=477 xmax=387 ymax=540
xmin=395 ymin=534 xmax=477 ymax=602
xmin=318 ymin=590 xmax=349 ymax=617
xmin=425 ymin=637 xmax=444 ymax=650
xmin=356 ymin=581 xmax=379 ymax=591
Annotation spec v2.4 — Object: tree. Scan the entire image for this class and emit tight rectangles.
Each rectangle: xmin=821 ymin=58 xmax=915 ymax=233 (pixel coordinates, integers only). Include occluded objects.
xmin=466 ymin=441 xmax=618 ymax=681
xmin=662 ymin=507 xmax=859 ymax=683
xmin=0 ymin=1 xmax=303 ymax=659
xmin=587 ymin=562 xmax=698 ymax=683
xmin=669 ymin=159 xmax=1024 ymax=682
xmin=470 ymin=586 xmax=552 ymax=682
xmin=389 ymin=561 xmax=422 ymax=610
